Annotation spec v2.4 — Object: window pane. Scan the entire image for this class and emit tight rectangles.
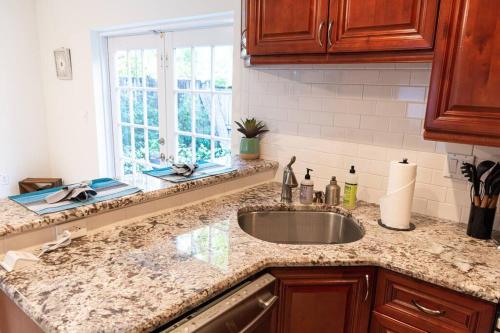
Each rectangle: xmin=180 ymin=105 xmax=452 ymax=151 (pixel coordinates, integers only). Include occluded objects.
xmin=175 ymin=48 xmax=192 ymax=89
xmin=195 ymin=94 xmax=211 ymax=135
xmin=128 ymin=50 xmax=142 ymax=87
xmin=214 ymin=46 xmax=233 ymax=91
xmin=147 ymin=91 xmax=158 ymax=127
xmin=129 ymin=50 xmax=143 ymax=87
xmin=177 ymin=93 xmax=192 ymax=132
xmin=133 ymin=90 xmax=144 ymax=125
xmin=194 ymin=47 xmax=211 ymax=90
xmin=115 ymin=51 xmax=128 ymax=86
xmin=213 ymin=94 xmax=231 ymax=138
xmin=214 ymin=140 xmax=231 ymax=165
xmin=134 ymin=128 xmax=145 ymax=160
xmin=177 ymin=135 xmax=193 ymax=163
xmin=144 ymin=49 xmax=157 ymax=88
xmin=196 ymin=137 xmax=211 ymax=162
xmin=120 ymin=89 xmax=130 ymax=123
xmin=148 ymin=129 xmax=160 ymax=164
xmin=135 ymin=163 xmax=146 ymax=173
xmin=123 ymin=161 xmax=133 ymax=175
xmin=121 ymin=126 xmax=131 ymax=158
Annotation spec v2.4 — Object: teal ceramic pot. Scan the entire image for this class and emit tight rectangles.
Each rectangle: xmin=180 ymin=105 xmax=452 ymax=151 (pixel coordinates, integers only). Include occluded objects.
xmin=240 ymin=137 xmax=260 ymax=160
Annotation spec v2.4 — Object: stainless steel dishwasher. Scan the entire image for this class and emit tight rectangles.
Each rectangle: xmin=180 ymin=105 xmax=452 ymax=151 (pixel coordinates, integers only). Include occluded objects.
xmin=161 ymin=273 xmax=278 ymax=333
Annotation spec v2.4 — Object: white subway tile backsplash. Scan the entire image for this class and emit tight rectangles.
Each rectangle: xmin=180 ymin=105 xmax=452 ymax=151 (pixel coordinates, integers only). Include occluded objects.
xmin=373 ymin=132 xmax=404 ymax=148
xmin=310 ymin=111 xmax=334 ymax=126
xmin=360 ymin=115 xmax=390 ymax=131
xmin=363 ymin=85 xmax=393 ymax=100
xmin=312 ymin=84 xmax=337 ymax=96
xmin=394 ymin=86 xmax=427 ymax=102
xmin=416 ymin=152 xmax=445 ymax=169
xmin=299 ymin=70 xmax=325 ymax=83
xmin=320 ymin=126 xmax=346 ymax=140
xmin=406 ymin=103 xmax=426 ymax=119
xmin=298 ymin=123 xmax=321 ymax=137
xmin=341 ymin=70 xmax=379 ymax=84
xmin=389 ymin=118 xmax=422 ymax=134
xmin=334 ymin=113 xmax=361 ymax=128
xmin=427 ymin=201 xmax=462 ymax=221
xmin=378 ymin=70 xmax=411 ymax=85
xmin=403 ymin=134 xmax=436 ymax=152
xmin=243 ymin=64 xmax=500 ymax=226
xmin=414 ymin=183 xmax=447 ymax=201
xmin=376 ymin=102 xmax=407 ymax=117
xmin=410 ymin=70 xmax=431 ymax=86
xmin=299 ymin=96 xmax=323 ymax=110
xmin=288 ymin=109 xmax=310 ymax=123
xmin=337 ymin=85 xmax=364 ymax=99
xmin=345 ymin=129 xmax=374 ymax=144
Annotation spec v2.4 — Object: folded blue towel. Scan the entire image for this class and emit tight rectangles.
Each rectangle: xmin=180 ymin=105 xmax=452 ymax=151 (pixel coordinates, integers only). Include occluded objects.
xmin=9 ymin=178 xmax=141 ymax=215
xmin=143 ymin=161 xmax=236 ymax=183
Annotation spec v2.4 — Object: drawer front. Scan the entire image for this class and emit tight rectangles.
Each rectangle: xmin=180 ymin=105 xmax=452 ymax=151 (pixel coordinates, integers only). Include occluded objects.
xmin=374 ymin=269 xmax=495 ymax=333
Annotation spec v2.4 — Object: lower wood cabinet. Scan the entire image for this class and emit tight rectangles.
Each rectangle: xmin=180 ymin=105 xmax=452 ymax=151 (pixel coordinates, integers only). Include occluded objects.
xmin=372 ymin=269 xmax=496 ymax=333
xmin=270 ymin=267 xmax=375 ymax=333
xmin=371 ymin=311 xmax=428 ymax=333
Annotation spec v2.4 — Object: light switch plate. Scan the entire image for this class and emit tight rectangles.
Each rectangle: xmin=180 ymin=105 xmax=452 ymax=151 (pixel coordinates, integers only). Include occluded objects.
xmin=443 ymin=153 xmax=475 ymax=179
xmin=0 ymin=175 xmax=9 ymax=185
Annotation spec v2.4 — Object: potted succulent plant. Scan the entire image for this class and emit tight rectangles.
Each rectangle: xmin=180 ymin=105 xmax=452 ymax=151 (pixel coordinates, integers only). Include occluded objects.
xmin=235 ymin=118 xmax=269 ymax=160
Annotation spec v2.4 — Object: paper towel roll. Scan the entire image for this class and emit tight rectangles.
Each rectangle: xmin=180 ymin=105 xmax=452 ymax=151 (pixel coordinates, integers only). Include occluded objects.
xmin=379 ymin=160 xmax=417 ymax=230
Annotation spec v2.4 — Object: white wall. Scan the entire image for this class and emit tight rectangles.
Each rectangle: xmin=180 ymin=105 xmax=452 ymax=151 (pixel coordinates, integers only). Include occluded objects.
xmin=238 ymin=63 xmax=500 ymax=228
xmin=0 ymin=0 xmax=50 ymax=197
xmin=35 ymin=0 xmax=236 ymax=183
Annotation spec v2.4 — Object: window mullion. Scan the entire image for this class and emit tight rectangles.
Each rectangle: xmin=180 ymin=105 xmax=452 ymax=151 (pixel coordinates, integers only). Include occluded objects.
xmin=210 ymin=46 xmax=215 ymax=161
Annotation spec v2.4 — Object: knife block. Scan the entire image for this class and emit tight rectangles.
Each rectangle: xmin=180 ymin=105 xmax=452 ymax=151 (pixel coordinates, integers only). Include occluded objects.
xmin=467 ymin=205 xmax=496 ymax=239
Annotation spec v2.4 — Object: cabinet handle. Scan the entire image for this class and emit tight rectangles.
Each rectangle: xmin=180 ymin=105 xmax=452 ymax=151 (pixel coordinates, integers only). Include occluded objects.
xmin=327 ymin=21 xmax=333 ymax=47
xmin=411 ymin=299 xmax=446 ymax=316
xmin=318 ymin=21 xmax=325 ymax=47
xmin=364 ymin=274 xmax=369 ymax=301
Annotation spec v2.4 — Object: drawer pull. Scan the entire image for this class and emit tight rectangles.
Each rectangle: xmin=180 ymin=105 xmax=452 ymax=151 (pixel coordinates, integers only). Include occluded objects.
xmin=318 ymin=21 xmax=325 ymax=47
xmin=411 ymin=299 xmax=446 ymax=316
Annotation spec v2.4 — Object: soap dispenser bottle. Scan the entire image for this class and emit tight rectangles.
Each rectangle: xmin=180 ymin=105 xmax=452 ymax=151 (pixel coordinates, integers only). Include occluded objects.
xmin=325 ymin=176 xmax=341 ymax=206
xmin=343 ymin=166 xmax=358 ymax=209
xmin=299 ymin=168 xmax=314 ymax=205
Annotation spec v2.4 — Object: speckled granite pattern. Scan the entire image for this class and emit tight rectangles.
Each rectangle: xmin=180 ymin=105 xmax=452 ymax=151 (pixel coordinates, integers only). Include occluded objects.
xmin=0 ymin=157 xmax=278 ymax=237
xmin=0 ymin=182 xmax=499 ymax=333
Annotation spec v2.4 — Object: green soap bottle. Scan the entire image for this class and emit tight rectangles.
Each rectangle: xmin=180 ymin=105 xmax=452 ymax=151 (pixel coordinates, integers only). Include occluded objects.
xmin=343 ymin=165 xmax=358 ymax=209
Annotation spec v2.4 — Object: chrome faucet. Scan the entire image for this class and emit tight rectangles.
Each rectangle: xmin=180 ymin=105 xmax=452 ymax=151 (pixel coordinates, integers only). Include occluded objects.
xmin=281 ymin=156 xmax=298 ymax=203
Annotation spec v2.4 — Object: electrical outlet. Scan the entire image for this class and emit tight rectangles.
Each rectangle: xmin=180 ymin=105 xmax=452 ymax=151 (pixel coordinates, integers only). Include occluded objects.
xmin=0 ymin=174 xmax=9 ymax=185
xmin=55 ymin=220 xmax=88 ymax=240
xmin=443 ymin=153 xmax=475 ymax=179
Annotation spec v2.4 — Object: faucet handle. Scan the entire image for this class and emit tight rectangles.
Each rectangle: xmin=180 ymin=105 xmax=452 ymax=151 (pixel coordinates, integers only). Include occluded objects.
xmin=284 ymin=170 xmax=298 ymax=187
xmin=287 ymin=156 xmax=296 ymax=168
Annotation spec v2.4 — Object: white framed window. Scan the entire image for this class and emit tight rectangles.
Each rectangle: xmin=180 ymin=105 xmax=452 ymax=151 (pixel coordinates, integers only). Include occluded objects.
xmin=107 ymin=26 xmax=233 ymax=178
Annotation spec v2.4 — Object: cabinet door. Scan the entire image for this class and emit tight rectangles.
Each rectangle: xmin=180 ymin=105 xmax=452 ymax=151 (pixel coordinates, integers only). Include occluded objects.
xmin=246 ymin=0 xmax=329 ymax=55
xmin=424 ymin=0 xmax=500 ymax=146
xmin=370 ymin=312 xmax=428 ymax=333
xmin=328 ymin=0 xmax=439 ymax=53
xmin=271 ymin=267 xmax=375 ymax=333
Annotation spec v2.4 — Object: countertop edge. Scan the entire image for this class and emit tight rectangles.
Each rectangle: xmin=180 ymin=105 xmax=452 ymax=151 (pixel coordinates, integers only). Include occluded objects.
xmin=0 ymin=159 xmax=279 ymax=238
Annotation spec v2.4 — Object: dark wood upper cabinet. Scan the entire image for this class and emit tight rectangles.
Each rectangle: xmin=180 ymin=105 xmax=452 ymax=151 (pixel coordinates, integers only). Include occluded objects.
xmin=271 ymin=267 xmax=375 ymax=333
xmin=423 ymin=0 xmax=500 ymax=146
xmin=328 ymin=0 xmax=439 ymax=53
xmin=246 ymin=0 xmax=329 ymax=55
xmin=244 ymin=0 xmax=438 ymax=63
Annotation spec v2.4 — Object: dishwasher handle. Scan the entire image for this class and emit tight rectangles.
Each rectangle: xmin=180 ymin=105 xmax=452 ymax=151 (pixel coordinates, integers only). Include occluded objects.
xmin=239 ymin=295 xmax=278 ymax=333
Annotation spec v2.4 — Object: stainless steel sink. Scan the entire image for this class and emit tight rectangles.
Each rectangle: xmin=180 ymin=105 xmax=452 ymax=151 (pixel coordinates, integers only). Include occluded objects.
xmin=238 ymin=210 xmax=364 ymax=244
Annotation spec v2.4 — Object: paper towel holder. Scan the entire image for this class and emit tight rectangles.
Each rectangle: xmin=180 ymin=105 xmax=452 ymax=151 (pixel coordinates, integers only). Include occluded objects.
xmin=378 ymin=219 xmax=415 ymax=231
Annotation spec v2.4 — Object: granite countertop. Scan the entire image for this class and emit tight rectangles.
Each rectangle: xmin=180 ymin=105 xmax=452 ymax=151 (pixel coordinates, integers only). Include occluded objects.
xmin=0 ymin=157 xmax=278 ymax=237
xmin=0 ymin=182 xmax=499 ymax=333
